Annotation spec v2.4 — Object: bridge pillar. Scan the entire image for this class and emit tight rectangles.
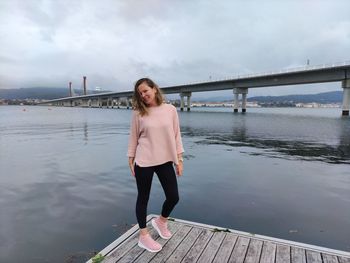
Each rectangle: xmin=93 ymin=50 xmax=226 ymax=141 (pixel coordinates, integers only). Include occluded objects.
xmin=233 ymin=88 xmax=248 ymax=113
xmin=242 ymin=93 xmax=247 ymax=113
xmin=111 ymin=98 xmax=114 ymax=109
xmin=180 ymin=94 xmax=184 ymax=111
xmin=117 ymin=98 xmax=120 ymax=109
xmin=187 ymin=93 xmax=192 ymax=111
xmin=233 ymin=93 xmax=239 ymax=113
xmin=180 ymin=92 xmax=191 ymax=111
xmin=126 ymin=97 xmax=132 ymax=109
xmin=342 ymin=79 xmax=350 ymax=116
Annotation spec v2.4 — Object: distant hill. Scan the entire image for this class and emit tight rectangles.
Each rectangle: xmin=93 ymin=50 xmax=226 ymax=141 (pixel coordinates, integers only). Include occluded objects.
xmin=195 ymin=91 xmax=342 ymax=104
xmin=248 ymin=91 xmax=342 ymax=104
xmin=0 ymin=87 xmax=110 ymax=100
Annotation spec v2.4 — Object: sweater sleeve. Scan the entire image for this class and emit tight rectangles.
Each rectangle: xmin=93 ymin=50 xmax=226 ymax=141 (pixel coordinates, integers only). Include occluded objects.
xmin=127 ymin=111 xmax=139 ymax=157
xmin=173 ymin=106 xmax=184 ymax=154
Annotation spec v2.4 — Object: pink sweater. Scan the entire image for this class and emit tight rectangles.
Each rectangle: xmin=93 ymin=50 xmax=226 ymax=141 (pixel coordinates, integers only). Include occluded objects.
xmin=127 ymin=103 xmax=184 ymax=167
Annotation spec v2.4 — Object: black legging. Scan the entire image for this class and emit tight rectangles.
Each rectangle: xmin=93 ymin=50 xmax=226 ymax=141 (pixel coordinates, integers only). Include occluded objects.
xmin=134 ymin=161 xmax=179 ymax=229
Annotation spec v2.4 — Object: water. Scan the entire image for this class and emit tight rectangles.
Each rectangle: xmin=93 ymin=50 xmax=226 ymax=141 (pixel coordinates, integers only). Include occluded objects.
xmin=0 ymin=105 xmax=349 ymax=263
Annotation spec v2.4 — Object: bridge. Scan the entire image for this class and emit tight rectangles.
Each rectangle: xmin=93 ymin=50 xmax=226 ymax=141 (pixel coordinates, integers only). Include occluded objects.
xmin=39 ymin=61 xmax=350 ymax=116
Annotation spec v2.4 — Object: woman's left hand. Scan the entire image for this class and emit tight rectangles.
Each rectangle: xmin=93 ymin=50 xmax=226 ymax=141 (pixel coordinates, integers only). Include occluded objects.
xmin=175 ymin=162 xmax=183 ymax=176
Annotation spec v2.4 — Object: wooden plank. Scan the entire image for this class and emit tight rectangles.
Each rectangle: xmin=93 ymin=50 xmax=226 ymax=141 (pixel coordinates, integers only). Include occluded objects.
xmin=102 ymin=229 xmax=140 ymax=263
xmin=260 ymin=241 xmax=276 ymax=263
xmin=291 ymin=247 xmax=306 ymax=263
xmin=86 ymin=222 xmax=140 ymax=263
xmin=338 ymin=257 xmax=350 ymax=263
xmin=322 ymin=253 xmax=339 ymax=263
xmin=99 ymin=215 xmax=157 ymax=263
xmin=166 ymin=227 xmax=203 ymax=263
xmin=212 ymin=233 xmax=238 ymax=263
xmin=116 ymin=227 xmax=159 ymax=263
xmin=228 ymin=236 xmax=250 ymax=263
xmin=276 ymin=244 xmax=290 ymax=263
xmin=244 ymin=239 xmax=263 ymax=263
xmin=132 ymin=222 xmax=182 ymax=263
xmin=306 ymin=250 xmax=323 ymax=263
xmin=197 ymin=231 xmax=226 ymax=263
xmin=181 ymin=228 xmax=213 ymax=263
xmin=148 ymin=224 xmax=192 ymax=263
xmin=167 ymin=216 xmax=350 ymax=258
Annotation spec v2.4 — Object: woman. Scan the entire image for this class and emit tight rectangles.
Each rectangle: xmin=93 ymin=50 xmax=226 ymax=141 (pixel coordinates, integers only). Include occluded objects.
xmin=127 ymin=78 xmax=184 ymax=252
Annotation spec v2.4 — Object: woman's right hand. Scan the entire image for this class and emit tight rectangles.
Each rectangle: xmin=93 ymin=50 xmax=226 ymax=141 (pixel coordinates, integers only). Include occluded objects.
xmin=128 ymin=157 xmax=135 ymax=177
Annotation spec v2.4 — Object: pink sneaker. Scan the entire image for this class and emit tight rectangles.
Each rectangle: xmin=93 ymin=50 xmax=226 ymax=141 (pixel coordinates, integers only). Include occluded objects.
xmin=138 ymin=234 xmax=162 ymax=253
xmin=152 ymin=217 xmax=172 ymax=239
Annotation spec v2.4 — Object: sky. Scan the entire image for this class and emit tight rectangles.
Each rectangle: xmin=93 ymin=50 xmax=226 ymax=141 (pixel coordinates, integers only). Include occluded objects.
xmin=1 ymin=0 xmax=350 ymax=98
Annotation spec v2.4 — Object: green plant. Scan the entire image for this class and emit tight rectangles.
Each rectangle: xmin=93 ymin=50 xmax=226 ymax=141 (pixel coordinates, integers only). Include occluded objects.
xmin=212 ymin=228 xmax=231 ymax=233
xmin=92 ymin=253 xmax=105 ymax=263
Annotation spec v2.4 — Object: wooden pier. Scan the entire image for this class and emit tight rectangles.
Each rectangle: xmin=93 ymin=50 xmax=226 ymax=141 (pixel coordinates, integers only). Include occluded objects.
xmin=87 ymin=214 xmax=350 ymax=263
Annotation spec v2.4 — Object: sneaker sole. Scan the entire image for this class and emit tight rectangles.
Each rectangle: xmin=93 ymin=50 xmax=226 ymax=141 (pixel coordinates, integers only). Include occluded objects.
xmin=151 ymin=219 xmax=171 ymax=240
xmin=137 ymin=241 xmax=162 ymax=253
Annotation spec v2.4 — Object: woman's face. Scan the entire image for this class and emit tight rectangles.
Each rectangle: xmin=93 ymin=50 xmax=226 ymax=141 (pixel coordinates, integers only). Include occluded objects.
xmin=137 ymin=82 xmax=157 ymax=106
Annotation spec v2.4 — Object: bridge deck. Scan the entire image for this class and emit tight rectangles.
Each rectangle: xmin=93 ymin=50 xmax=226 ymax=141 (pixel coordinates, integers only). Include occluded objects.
xmin=88 ymin=215 xmax=350 ymax=263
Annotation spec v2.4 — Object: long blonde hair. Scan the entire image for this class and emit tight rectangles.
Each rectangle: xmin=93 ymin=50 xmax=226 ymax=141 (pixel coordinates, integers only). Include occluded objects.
xmin=132 ymin=78 xmax=165 ymax=116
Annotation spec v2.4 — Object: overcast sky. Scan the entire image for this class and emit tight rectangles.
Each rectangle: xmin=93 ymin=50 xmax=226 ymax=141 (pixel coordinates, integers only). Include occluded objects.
xmin=1 ymin=0 xmax=350 ymax=98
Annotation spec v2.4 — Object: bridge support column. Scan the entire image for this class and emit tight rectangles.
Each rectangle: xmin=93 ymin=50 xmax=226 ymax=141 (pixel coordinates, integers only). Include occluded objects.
xmin=126 ymin=97 xmax=132 ymax=109
xmin=187 ymin=93 xmax=192 ymax=111
xmin=98 ymin=98 xmax=102 ymax=108
xmin=180 ymin=94 xmax=184 ymax=111
xmin=111 ymin=98 xmax=114 ymax=109
xmin=233 ymin=88 xmax=248 ymax=113
xmin=180 ymin=92 xmax=191 ymax=111
xmin=117 ymin=98 xmax=120 ymax=109
xmin=233 ymin=93 xmax=239 ymax=113
xmin=342 ymin=79 xmax=350 ymax=116
xmin=242 ymin=93 xmax=247 ymax=113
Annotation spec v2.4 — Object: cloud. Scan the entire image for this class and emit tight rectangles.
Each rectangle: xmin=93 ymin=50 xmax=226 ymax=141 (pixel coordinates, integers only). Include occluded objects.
xmin=0 ymin=0 xmax=349 ymax=97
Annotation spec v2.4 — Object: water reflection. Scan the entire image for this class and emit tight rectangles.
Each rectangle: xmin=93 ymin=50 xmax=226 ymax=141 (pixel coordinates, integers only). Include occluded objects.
xmin=84 ymin=122 xmax=88 ymax=143
xmin=180 ymin=112 xmax=350 ymax=164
